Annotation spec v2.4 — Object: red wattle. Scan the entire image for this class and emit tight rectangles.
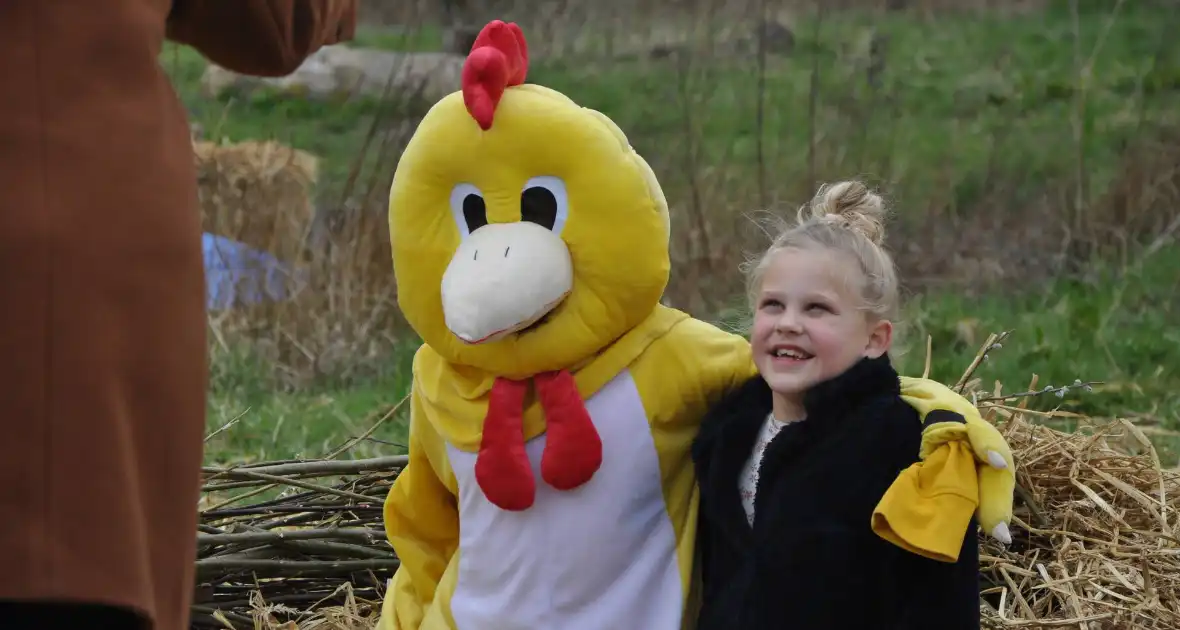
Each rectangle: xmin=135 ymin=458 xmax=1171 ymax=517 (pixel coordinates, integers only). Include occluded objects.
xmin=535 ymin=370 xmax=602 ymax=491
xmin=474 ymin=377 xmax=534 ymax=510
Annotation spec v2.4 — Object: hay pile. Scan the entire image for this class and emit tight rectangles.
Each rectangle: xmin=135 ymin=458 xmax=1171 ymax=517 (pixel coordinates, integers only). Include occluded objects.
xmin=976 ymin=401 xmax=1180 ymax=626
xmin=195 ymin=335 xmax=1180 ymax=629
xmin=980 ymin=414 xmax=1180 ymax=628
xmin=194 ymin=139 xmax=319 ymax=262
xmin=957 ymin=332 xmax=1180 ymax=628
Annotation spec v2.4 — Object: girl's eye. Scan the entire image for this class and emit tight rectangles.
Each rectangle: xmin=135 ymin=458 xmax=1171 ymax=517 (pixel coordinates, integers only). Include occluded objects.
xmin=808 ymin=303 xmax=831 ymax=313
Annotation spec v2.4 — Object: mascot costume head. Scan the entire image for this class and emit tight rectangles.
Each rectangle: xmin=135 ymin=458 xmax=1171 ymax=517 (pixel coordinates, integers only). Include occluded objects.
xmin=389 ymin=20 xmax=671 ymax=511
xmin=379 ymin=19 xmax=1015 ymax=630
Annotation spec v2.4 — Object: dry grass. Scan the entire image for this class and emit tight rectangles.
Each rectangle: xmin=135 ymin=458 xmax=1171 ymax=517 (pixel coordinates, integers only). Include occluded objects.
xmin=196 ymin=136 xmax=408 ymax=387
xmin=955 ymin=335 xmax=1180 ymax=628
xmin=191 ymin=335 xmax=1180 ymax=629
xmin=980 ymin=415 xmax=1180 ymax=628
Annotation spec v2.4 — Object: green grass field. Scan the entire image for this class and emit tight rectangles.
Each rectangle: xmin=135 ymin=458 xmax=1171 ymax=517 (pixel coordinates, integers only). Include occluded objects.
xmin=183 ymin=6 xmax=1180 ymax=467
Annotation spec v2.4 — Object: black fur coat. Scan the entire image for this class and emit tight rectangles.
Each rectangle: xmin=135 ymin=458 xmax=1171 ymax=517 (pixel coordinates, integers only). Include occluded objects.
xmin=691 ymin=355 xmax=981 ymax=630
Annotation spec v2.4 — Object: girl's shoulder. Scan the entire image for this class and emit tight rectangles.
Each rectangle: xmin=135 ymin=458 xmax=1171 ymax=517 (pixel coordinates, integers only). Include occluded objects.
xmin=692 ymin=374 xmax=771 ymax=460
xmin=802 ymin=355 xmax=921 ymax=448
xmin=703 ymin=374 xmax=771 ymax=428
xmin=836 ymin=391 xmax=924 ymax=467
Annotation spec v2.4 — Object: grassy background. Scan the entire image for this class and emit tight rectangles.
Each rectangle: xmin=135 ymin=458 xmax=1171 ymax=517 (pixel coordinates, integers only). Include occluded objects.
xmin=181 ymin=1 xmax=1180 ymax=467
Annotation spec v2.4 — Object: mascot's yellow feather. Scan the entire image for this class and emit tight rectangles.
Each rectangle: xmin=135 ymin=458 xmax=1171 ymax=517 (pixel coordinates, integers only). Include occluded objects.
xmin=379 ymin=19 xmax=1015 ymax=630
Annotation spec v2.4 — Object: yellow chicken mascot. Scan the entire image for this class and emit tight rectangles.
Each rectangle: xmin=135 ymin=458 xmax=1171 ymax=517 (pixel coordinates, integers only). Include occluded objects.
xmin=379 ymin=19 xmax=1016 ymax=630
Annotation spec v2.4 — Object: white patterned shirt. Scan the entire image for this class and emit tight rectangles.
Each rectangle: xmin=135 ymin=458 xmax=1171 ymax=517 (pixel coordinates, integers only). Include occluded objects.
xmin=739 ymin=412 xmax=802 ymax=526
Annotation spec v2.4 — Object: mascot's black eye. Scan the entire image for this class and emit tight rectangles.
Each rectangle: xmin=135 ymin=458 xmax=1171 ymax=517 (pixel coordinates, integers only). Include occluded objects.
xmin=463 ymin=194 xmax=488 ymax=232
xmin=521 ymin=186 xmax=558 ymax=231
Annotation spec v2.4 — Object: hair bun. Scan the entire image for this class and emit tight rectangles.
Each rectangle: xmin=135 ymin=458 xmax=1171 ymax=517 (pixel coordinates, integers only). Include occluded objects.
xmin=803 ymin=180 xmax=887 ymax=245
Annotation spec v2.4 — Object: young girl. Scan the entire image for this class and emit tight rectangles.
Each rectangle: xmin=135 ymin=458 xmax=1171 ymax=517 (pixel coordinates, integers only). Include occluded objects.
xmin=691 ymin=181 xmax=981 ymax=629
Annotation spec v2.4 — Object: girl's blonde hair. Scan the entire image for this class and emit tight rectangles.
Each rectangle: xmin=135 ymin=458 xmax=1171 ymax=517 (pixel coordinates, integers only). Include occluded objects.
xmin=745 ymin=180 xmax=900 ymax=322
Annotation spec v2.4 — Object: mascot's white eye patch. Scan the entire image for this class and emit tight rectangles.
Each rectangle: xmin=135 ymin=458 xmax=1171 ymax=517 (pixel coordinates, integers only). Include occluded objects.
xmin=449 ymin=183 xmax=488 ymax=239
xmin=449 ymin=178 xmax=569 ymax=240
xmin=521 ymin=176 xmax=569 ymax=236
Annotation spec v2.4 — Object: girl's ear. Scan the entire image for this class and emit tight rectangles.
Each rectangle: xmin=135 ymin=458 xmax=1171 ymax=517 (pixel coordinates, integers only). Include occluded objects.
xmin=864 ymin=319 xmax=893 ymax=358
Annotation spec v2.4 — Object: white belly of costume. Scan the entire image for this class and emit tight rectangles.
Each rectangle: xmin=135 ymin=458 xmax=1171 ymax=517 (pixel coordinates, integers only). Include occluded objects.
xmin=445 ymin=369 xmax=682 ymax=630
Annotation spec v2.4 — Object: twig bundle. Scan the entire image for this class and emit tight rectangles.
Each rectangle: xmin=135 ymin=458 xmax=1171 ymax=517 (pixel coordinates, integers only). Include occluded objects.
xmin=194 ymin=333 xmax=1179 ymax=629
xmin=194 ymin=456 xmax=406 ymax=629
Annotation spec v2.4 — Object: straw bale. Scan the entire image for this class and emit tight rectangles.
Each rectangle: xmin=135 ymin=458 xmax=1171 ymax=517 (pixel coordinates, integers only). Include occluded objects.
xmin=194 ymin=140 xmax=319 ymax=263
xmin=194 ymin=337 xmax=1180 ymax=629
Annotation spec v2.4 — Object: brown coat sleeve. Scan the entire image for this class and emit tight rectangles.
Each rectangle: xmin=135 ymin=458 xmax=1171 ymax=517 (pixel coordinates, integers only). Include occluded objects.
xmin=165 ymin=0 xmax=358 ymax=77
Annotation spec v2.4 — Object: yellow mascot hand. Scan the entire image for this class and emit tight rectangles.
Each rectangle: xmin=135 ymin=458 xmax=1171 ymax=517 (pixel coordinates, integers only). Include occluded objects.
xmin=899 ymin=376 xmax=1015 ymax=545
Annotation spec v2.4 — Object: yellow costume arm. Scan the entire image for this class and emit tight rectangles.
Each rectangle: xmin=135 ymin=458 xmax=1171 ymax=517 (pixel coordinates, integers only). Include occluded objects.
xmin=899 ymin=376 xmax=1016 ymax=545
xmin=380 ymin=382 xmax=460 ymax=630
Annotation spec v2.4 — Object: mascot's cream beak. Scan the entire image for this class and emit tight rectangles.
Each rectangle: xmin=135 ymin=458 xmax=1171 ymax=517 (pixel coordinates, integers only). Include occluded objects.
xmin=441 ymin=222 xmax=573 ymax=344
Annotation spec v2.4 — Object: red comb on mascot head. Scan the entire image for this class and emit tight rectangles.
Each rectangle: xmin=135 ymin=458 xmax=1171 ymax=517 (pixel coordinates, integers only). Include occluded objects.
xmin=378 ymin=18 xmax=1015 ymax=630
xmin=461 ymin=20 xmax=528 ymax=130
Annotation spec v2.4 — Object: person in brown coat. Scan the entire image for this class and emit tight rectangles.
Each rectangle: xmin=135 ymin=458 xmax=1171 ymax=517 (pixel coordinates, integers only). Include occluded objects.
xmin=0 ymin=2 xmax=357 ymax=629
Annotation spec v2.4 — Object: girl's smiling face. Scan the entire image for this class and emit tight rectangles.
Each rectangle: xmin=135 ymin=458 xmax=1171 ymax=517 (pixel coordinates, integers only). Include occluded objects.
xmin=750 ymin=247 xmax=893 ymax=420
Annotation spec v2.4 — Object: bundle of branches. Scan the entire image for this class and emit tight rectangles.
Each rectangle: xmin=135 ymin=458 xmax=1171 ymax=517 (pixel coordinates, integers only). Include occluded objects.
xmin=194 ymin=455 xmax=406 ymax=629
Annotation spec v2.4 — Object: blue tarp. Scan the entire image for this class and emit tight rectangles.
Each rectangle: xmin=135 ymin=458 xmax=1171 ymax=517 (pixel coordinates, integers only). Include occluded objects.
xmin=203 ymin=233 xmax=307 ymax=311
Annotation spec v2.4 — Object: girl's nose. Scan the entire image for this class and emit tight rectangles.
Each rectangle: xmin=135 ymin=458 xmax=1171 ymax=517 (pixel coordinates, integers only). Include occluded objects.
xmin=775 ymin=311 xmax=803 ymax=333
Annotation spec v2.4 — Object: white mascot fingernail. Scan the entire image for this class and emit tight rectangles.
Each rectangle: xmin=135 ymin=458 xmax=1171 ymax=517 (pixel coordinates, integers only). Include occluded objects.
xmin=987 ymin=450 xmax=1008 ymax=469
xmin=991 ymin=522 xmax=1012 ymax=545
